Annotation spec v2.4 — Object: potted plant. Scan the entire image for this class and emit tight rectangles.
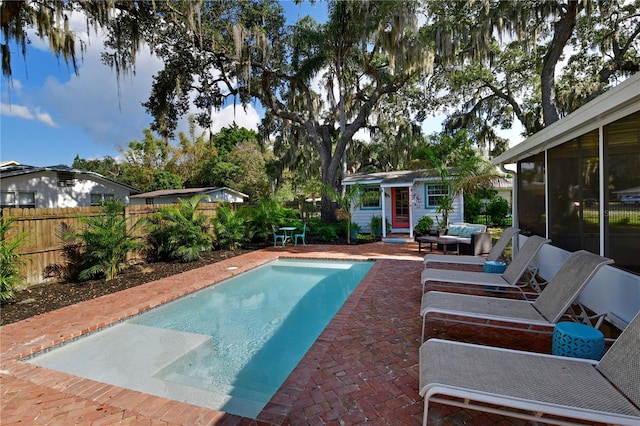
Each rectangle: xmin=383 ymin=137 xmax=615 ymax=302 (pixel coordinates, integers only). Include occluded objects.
xmin=370 ymin=215 xmax=383 ymax=238
xmin=350 ymin=222 xmax=361 ymax=242
xmin=414 ymin=215 xmax=434 ymax=240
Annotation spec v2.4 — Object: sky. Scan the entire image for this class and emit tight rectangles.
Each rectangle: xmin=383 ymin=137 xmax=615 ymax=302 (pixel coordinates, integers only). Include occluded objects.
xmin=0 ymin=1 xmax=522 ymax=168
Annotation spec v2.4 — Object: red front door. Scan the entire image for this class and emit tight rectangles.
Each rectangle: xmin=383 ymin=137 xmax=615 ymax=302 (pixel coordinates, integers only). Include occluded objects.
xmin=391 ymin=187 xmax=410 ymax=229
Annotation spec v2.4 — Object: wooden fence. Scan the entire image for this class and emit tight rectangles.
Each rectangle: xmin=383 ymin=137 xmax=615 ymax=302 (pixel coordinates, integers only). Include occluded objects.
xmin=2 ymin=204 xmax=220 ymax=287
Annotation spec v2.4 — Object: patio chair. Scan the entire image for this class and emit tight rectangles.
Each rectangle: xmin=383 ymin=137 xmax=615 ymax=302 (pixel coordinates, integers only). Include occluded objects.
xmin=294 ymin=223 xmax=307 ymax=246
xmin=421 ymin=250 xmax=614 ymax=342
xmin=423 ymin=227 xmax=520 ymax=268
xmin=419 ymin=311 xmax=640 ymax=425
xmin=271 ymin=224 xmax=286 ymax=247
xmin=421 ymin=235 xmax=550 ymax=295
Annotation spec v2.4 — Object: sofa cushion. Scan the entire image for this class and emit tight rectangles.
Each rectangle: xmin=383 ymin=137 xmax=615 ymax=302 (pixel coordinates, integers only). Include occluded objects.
xmin=459 ymin=225 xmax=485 ymax=238
xmin=459 ymin=226 xmax=475 ymax=238
xmin=447 ymin=225 xmax=464 ymax=236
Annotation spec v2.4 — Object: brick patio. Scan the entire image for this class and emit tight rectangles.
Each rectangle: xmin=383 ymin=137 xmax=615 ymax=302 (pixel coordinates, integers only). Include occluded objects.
xmin=2 ymin=241 xmax=562 ymax=425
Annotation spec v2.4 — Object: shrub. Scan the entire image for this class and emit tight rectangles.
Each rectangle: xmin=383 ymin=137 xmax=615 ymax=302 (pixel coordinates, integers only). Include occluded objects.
xmin=146 ymin=195 xmax=213 ymax=262
xmin=463 ymin=196 xmax=482 ymax=224
xmin=414 ymin=215 xmax=434 ymax=235
xmin=43 ymin=222 xmax=84 ymax=282
xmin=307 ymin=218 xmax=337 ymax=242
xmin=76 ymin=200 xmax=146 ymax=281
xmin=487 ymin=197 xmax=511 ymax=226
xmin=241 ymin=197 xmax=299 ymax=243
xmin=213 ymin=202 xmax=247 ymax=249
xmin=0 ymin=218 xmax=26 ymax=302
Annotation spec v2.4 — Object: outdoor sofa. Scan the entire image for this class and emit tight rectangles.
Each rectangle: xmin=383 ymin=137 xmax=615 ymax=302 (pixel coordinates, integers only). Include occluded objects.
xmin=425 ymin=223 xmax=492 ymax=256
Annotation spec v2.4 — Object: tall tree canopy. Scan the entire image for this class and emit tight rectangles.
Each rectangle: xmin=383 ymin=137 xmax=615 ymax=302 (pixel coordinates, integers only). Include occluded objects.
xmin=422 ymin=0 xmax=640 ymax=151
xmin=128 ymin=0 xmax=434 ymax=219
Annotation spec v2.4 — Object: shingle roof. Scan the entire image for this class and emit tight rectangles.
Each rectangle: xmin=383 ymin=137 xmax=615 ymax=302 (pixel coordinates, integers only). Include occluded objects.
xmin=0 ymin=163 xmax=140 ymax=192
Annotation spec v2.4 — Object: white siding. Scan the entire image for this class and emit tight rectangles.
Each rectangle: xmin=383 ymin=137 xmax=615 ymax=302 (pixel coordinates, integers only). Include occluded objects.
xmin=1 ymin=172 xmax=131 ymax=208
xmin=351 ymin=182 xmax=464 ymax=233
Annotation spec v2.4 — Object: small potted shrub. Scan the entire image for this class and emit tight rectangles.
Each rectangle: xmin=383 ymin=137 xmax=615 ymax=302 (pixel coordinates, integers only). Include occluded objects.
xmin=349 ymin=222 xmax=361 ymax=243
xmin=370 ymin=215 xmax=383 ymax=238
xmin=414 ymin=215 xmax=434 ymax=239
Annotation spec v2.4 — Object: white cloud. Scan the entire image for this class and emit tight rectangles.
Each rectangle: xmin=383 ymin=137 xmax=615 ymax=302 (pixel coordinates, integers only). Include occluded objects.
xmin=210 ymin=104 xmax=261 ymax=133
xmin=0 ymin=103 xmax=58 ymax=127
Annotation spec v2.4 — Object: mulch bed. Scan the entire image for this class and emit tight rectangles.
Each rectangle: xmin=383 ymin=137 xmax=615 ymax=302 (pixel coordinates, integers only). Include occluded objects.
xmin=0 ymin=248 xmax=256 ymax=326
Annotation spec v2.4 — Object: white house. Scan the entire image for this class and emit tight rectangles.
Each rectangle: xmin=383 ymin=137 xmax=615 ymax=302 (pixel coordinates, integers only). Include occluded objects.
xmin=342 ymin=169 xmax=465 ymax=238
xmin=493 ymin=72 xmax=640 ymax=329
xmin=0 ymin=163 xmax=139 ymax=208
xmin=129 ymin=187 xmax=248 ymax=206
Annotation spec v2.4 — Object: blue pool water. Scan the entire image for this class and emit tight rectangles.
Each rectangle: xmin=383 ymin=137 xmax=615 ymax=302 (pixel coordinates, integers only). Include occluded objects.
xmin=27 ymin=259 xmax=373 ymax=418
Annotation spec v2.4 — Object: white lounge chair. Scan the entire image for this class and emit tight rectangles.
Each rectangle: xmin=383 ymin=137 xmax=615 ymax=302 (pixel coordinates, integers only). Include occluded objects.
xmin=423 ymin=226 xmax=520 ymax=268
xmin=421 ymin=235 xmax=550 ymax=295
xmin=419 ymin=311 xmax=640 ymax=425
xmin=421 ymin=250 xmax=614 ymax=342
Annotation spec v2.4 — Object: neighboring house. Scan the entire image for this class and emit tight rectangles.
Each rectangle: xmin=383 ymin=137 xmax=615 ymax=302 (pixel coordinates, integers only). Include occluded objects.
xmin=0 ymin=163 xmax=139 ymax=208
xmin=129 ymin=187 xmax=248 ymax=206
xmin=342 ymin=169 xmax=465 ymax=238
xmin=494 ymin=176 xmax=513 ymax=207
xmin=493 ymin=72 xmax=640 ymax=329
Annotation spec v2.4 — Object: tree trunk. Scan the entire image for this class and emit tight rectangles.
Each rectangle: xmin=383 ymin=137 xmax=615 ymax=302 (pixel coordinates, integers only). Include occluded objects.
xmin=541 ymin=0 xmax=578 ymax=126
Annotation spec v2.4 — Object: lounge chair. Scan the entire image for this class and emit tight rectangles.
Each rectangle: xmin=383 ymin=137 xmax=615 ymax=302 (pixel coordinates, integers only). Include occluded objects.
xmin=419 ymin=311 xmax=640 ymax=425
xmin=423 ymin=227 xmax=519 ymax=268
xmin=271 ymin=224 xmax=286 ymax=247
xmin=421 ymin=250 xmax=613 ymax=342
xmin=421 ymin=235 xmax=550 ymax=295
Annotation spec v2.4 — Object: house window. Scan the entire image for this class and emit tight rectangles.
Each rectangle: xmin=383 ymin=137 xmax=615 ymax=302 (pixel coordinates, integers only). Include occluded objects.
xmin=361 ymin=187 xmax=381 ymax=209
xmin=90 ymin=194 xmax=115 ymax=206
xmin=424 ymin=184 xmax=450 ymax=208
xmin=1 ymin=192 xmax=15 ymax=208
xmin=145 ymin=198 xmax=154 ymax=205
xmin=57 ymin=171 xmax=76 ymax=187
xmin=1 ymin=192 xmax=35 ymax=208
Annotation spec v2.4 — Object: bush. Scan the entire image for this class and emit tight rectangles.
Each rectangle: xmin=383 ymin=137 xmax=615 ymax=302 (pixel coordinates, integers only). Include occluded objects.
xmin=44 ymin=222 xmax=84 ymax=282
xmin=213 ymin=202 xmax=247 ymax=249
xmin=240 ymin=197 xmax=299 ymax=243
xmin=414 ymin=215 xmax=434 ymax=235
xmin=464 ymin=196 xmax=482 ymax=224
xmin=307 ymin=218 xmax=337 ymax=242
xmin=76 ymin=200 xmax=146 ymax=281
xmin=146 ymin=195 xmax=213 ymax=262
xmin=487 ymin=197 xmax=511 ymax=226
xmin=0 ymin=218 xmax=26 ymax=302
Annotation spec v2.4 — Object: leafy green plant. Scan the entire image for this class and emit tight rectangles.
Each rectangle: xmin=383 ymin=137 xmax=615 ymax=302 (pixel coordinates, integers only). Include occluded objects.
xmin=370 ymin=215 xmax=383 ymax=237
xmin=240 ymin=197 xmax=299 ymax=243
xmin=0 ymin=218 xmax=27 ymax=302
xmin=213 ymin=202 xmax=247 ymax=249
xmin=43 ymin=222 xmax=84 ymax=282
xmin=76 ymin=200 xmax=146 ymax=281
xmin=146 ymin=195 xmax=213 ymax=262
xmin=414 ymin=215 xmax=434 ymax=235
xmin=487 ymin=197 xmax=511 ymax=226
xmin=307 ymin=218 xmax=337 ymax=242
xmin=324 ymin=183 xmax=378 ymax=244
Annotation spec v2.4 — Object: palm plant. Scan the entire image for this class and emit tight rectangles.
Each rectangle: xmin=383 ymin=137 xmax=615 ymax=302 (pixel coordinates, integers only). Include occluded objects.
xmin=76 ymin=200 xmax=146 ymax=281
xmin=146 ymin=195 xmax=213 ymax=262
xmin=43 ymin=222 xmax=84 ymax=282
xmin=0 ymin=218 xmax=27 ymax=302
xmin=324 ymin=183 xmax=379 ymax=244
xmin=213 ymin=202 xmax=247 ymax=250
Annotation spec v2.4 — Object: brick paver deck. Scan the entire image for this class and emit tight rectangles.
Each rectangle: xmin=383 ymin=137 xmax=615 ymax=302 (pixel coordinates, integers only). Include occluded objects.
xmin=1 ymin=241 xmax=566 ymax=425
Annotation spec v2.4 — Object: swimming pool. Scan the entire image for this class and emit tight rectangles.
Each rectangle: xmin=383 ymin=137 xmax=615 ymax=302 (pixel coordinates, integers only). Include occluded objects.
xmin=26 ymin=258 xmax=373 ymax=418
